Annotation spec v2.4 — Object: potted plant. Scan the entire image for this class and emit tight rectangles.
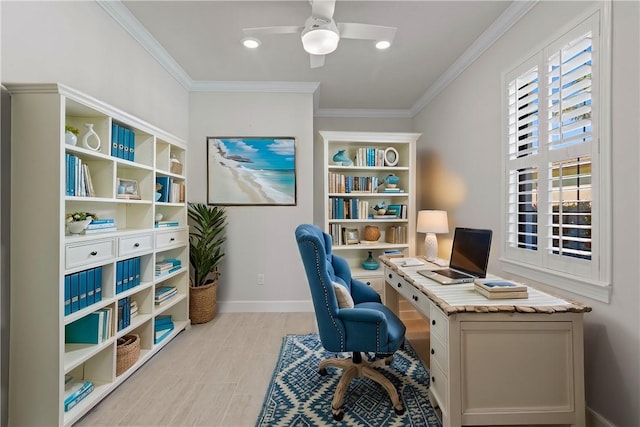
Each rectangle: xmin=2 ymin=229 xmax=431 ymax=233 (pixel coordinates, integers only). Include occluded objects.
xmin=65 ymin=211 xmax=98 ymax=234
xmin=188 ymin=203 xmax=227 ymax=323
xmin=65 ymin=125 xmax=79 ymax=146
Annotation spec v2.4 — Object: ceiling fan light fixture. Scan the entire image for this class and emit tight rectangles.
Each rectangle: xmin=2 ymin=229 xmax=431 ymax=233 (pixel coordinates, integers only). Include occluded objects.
xmin=301 ymin=17 xmax=339 ymax=55
xmin=375 ymin=40 xmax=391 ymax=50
xmin=242 ymin=37 xmax=261 ymax=49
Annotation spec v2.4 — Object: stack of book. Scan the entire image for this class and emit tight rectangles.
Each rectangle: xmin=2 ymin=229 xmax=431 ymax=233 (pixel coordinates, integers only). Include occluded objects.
xmin=64 ymin=376 xmax=94 ymax=412
xmin=154 ymin=285 xmax=177 ymax=306
xmin=154 ymin=315 xmax=174 ymax=344
xmin=130 ymin=300 xmax=138 ymax=319
xmin=155 ymin=220 xmax=180 ymax=228
xmin=155 ymin=259 xmax=182 ymax=277
xmin=474 ymin=279 xmax=528 ymax=299
xmin=84 ymin=218 xmax=117 ymax=234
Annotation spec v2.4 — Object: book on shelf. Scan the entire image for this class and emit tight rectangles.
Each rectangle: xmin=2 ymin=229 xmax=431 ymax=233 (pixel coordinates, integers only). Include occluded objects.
xmin=155 ymin=285 xmax=177 ymax=304
xmin=84 ymin=227 xmax=117 ymax=234
xmin=474 ymin=279 xmax=528 ymax=293
xmin=64 ymin=379 xmax=94 ymax=412
xmin=474 ymin=285 xmax=529 ymax=300
xmin=86 ymin=220 xmax=117 ymax=230
xmin=65 ymin=310 xmax=109 ymax=344
xmin=155 ymin=221 xmax=180 ymax=228
xmin=154 ymin=324 xmax=175 ymax=344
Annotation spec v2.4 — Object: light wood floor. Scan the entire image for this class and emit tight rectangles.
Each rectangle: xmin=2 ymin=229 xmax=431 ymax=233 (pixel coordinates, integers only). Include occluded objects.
xmin=76 ymin=310 xmax=430 ymax=427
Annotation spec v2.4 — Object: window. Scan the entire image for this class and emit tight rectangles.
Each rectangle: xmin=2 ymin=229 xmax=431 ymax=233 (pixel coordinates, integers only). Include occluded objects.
xmin=502 ymin=8 xmax=611 ymax=302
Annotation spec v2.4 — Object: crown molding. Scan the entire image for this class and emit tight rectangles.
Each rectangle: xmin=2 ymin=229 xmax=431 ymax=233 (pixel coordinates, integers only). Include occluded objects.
xmin=409 ymin=0 xmax=538 ymax=117
xmin=315 ymin=108 xmax=413 ymax=119
xmin=96 ymin=0 xmax=193 ymax=90
xmin=190 ymin=80 xmax=320 ymax=94
xmin=99 ymin=0 xmax=537 ymax=119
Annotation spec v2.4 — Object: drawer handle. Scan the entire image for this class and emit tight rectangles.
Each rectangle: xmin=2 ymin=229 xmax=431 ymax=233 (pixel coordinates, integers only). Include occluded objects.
xmin=388 ymin=273 xmax=392 ymax=279
xmin=432 ymin=319 xmax=436 ymax=326
xmin=397 ymin=282 xmax=402 ymax=288
xmin=170 ymin=237 xmax=175 ymax=242
xmin=413 ymin=295 xmax=418 ymax=302
xmin=366 ymin=281 xmax=371 ymax=286
xmin=134 ymin=243 xmax=140 ymax=247
xmin=431 ymin=348 xmax=435 ymax=355
xmin=431 ymin=376 xmax=435 ymax=383
xmin=90 ymin=251 xmax=98 ymax=256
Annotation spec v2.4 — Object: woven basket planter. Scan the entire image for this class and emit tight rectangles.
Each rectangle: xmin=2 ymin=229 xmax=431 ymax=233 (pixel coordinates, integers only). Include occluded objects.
xmin=190 ymin=279 xmax=217 ymax=324
xmin=116 ymin=334 xmax=140 ymax=376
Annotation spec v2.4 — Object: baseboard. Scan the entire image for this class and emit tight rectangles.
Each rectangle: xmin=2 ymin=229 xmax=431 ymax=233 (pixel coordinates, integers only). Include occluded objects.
xmin=218 ymin=300 xmax=314 ymax=313
xmin=587 ymin=407 xmax=617 ymax=427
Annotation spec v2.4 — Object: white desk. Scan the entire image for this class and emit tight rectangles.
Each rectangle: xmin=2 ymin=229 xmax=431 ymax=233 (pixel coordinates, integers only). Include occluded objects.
xmin=382 ymin=257 xmax=591 ymax=427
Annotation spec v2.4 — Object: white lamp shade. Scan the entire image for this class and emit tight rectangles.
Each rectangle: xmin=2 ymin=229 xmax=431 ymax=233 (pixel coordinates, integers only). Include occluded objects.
xmin=416 ymin=210 xmax=449 ymax=234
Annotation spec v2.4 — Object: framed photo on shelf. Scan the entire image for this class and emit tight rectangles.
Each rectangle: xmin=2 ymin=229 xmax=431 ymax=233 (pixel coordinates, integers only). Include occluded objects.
xmin=206 ymin=136 xmax=297 ymax=206
xmin=116 ymin=178 xmax=141 ymax=200
xmin=345 ymin=228 xmax=360 ymax=245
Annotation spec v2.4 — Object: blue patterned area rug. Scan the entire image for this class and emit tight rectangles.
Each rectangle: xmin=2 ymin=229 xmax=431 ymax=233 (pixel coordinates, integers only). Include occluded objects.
xmin=256 ymin=333 xmax=442 ymax=427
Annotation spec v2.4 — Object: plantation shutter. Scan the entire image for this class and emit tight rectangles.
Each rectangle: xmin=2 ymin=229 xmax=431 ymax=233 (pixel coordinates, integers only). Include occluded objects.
xmin=504 ymin=15 xmax=600 ymax=281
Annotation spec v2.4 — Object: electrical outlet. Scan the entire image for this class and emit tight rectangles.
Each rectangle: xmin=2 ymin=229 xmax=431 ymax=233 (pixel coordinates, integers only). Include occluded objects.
xmin=257 ymin=274 xmax=265 ymax=285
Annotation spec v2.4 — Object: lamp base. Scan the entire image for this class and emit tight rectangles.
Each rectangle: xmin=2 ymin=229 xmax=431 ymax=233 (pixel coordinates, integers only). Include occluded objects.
xmin=424 ymin=233 xmax=438 ymax=261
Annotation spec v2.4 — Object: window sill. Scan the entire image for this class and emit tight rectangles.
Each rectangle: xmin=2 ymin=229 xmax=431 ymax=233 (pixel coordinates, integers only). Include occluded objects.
xmin=500 ymin=257 xmax=611 ymax=303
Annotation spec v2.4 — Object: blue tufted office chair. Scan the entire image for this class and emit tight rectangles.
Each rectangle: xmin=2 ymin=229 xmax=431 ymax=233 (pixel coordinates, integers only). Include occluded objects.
xmin=295 ymin=224 xmax=406 ymax=420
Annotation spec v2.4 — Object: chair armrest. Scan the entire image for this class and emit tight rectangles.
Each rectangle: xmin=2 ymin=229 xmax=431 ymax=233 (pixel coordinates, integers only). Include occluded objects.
xmin=350 ymin=278 xmax=382 ymax=304
xmin=337 ymin=308 xmax=389 ymax=351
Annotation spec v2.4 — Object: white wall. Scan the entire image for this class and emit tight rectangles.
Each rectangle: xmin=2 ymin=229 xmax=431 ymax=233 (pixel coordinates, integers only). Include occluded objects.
xmin=188 ymin=92 xmax=314 ymax=311
xmin=413 ymin=1 xmax=640 ymax=425
xmin=1 ymin=1 xmax=189 ymax=139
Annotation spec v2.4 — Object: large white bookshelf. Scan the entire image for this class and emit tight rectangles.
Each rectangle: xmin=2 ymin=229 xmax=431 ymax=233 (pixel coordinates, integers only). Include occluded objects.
xmin=7 ymin=83 xmax=189 ymax=426
xmin=319 ymin=131 xmax=420 ymax=299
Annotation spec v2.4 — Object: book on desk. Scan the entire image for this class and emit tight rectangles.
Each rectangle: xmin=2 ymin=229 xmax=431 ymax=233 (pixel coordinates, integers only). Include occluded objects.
xmin=474 ymin=278 xmax=528 ymax=299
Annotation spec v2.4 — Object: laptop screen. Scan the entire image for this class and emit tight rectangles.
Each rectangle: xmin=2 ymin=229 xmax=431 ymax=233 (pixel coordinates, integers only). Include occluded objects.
xmin=449 ymin=228 xmax=493 ymax=278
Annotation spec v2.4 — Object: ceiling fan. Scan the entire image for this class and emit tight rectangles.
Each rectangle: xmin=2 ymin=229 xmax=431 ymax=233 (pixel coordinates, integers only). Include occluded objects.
xmin=242 ymin=0 xmax=397 ymax=68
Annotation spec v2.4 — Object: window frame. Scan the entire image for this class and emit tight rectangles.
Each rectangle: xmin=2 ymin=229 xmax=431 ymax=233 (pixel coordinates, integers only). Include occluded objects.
xmin=500 ymin=4 xmax=612 ymax=303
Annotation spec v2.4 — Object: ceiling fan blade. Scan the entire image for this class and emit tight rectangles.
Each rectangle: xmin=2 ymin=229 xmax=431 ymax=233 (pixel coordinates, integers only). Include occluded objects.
xmin=243 ymin=26 xmax=303 ymax=38
xmin=337 ymin=22 xmax=397 ymax=42
xmin=311 ymin=0 xmax=336 ymax=20
xmin=310 ymin=54 xmax=325 ymax=68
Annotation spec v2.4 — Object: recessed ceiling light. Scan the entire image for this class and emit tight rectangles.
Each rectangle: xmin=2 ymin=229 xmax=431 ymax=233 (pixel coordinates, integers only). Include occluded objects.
xmin=375 ymin=40 xmax=391 ymax=50
xmin=242 ymin=37 xmax=261 ymax=49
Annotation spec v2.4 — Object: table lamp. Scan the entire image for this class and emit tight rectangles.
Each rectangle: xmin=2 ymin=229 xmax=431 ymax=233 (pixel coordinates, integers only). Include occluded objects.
xmin=416 ymin=210 xmax=449 ymax=261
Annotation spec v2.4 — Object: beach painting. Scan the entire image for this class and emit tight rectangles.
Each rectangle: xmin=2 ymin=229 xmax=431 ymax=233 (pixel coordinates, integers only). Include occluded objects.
xmin=207 ymin=137 xmax=296 ymax=206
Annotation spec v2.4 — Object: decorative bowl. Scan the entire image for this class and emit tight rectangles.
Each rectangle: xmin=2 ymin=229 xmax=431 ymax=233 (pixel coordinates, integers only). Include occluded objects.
xmin=67 ymin=220 xmax=91 ymax=234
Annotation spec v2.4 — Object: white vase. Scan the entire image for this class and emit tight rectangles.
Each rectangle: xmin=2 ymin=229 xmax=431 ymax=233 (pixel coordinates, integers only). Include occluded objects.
xmin=65 ymin=132 xmax=77 ymax=146
xmin=82 ymin=123 xmax=101 ymax=151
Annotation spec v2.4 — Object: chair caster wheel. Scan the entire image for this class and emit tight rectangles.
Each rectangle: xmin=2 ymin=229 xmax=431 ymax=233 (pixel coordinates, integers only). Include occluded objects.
xmin=333 ymin=411 xmax=344 ymax=421
xmin=319 ymin=368 xmax=328 ymax=376
xmin=394 ymin=406 xmax=405 ymax=415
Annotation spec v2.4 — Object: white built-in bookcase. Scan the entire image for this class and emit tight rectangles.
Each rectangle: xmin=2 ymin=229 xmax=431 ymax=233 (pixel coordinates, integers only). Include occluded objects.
xmin=7 ymin=83 xmax=189 ymax=426
xmin=319 ymin=131 xmax=420 ymax=299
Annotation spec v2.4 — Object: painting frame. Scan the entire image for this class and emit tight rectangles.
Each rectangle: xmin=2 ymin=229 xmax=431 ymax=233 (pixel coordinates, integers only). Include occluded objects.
xmin=207 ymin=137 xmax=297 ymax=206
xmin=116 ymin=178 xmax=140 ymax=200
xmin=345 ymin=228 xmax=360 ymax=245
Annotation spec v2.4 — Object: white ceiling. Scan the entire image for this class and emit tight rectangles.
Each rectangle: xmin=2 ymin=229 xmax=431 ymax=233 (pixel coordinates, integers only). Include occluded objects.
xmin=102 ymin=1 xmax=533 ymax=117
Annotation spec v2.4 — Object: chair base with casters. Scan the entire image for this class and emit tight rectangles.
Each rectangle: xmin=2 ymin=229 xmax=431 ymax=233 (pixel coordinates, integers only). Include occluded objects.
xmin=294 ymin=224 xmax=407 ymax=421
xmin=319 ymin=352 xmax=405 ymax=421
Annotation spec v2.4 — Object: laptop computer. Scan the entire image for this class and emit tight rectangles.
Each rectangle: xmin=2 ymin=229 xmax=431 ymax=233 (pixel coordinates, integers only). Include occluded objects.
xmin=418 ymin=227 xmax=493 ymax=285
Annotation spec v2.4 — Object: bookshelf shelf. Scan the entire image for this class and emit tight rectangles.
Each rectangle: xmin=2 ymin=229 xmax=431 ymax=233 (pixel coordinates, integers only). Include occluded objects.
xmin=319 ymin=131 xmax=420 ymax=301
xmin=7 ymin=83 xmax=190 ymax=426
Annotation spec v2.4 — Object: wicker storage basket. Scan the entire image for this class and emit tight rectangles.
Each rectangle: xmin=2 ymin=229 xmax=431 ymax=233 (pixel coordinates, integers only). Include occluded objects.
xmin=189 ymin=280 xmax=217 ymax=324
xmin=116 ymin=334 xmax=140 ymax=376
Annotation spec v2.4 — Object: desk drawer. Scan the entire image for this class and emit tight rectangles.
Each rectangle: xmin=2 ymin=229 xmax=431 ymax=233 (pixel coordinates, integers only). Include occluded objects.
xmin=429 ymin=302 xmax=449 ymax=344
xmin=118 ymin=233 xmax=153 ymax=257
xmin=430 ymin=358 xmax=448 ymax=412
xmin=155 ymin=228 xmax=187 ymax=250
xmin=66 ymin=239 xmax=115 ymax=270
xmin=430 ymin=334 xmax=448 ymax=374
